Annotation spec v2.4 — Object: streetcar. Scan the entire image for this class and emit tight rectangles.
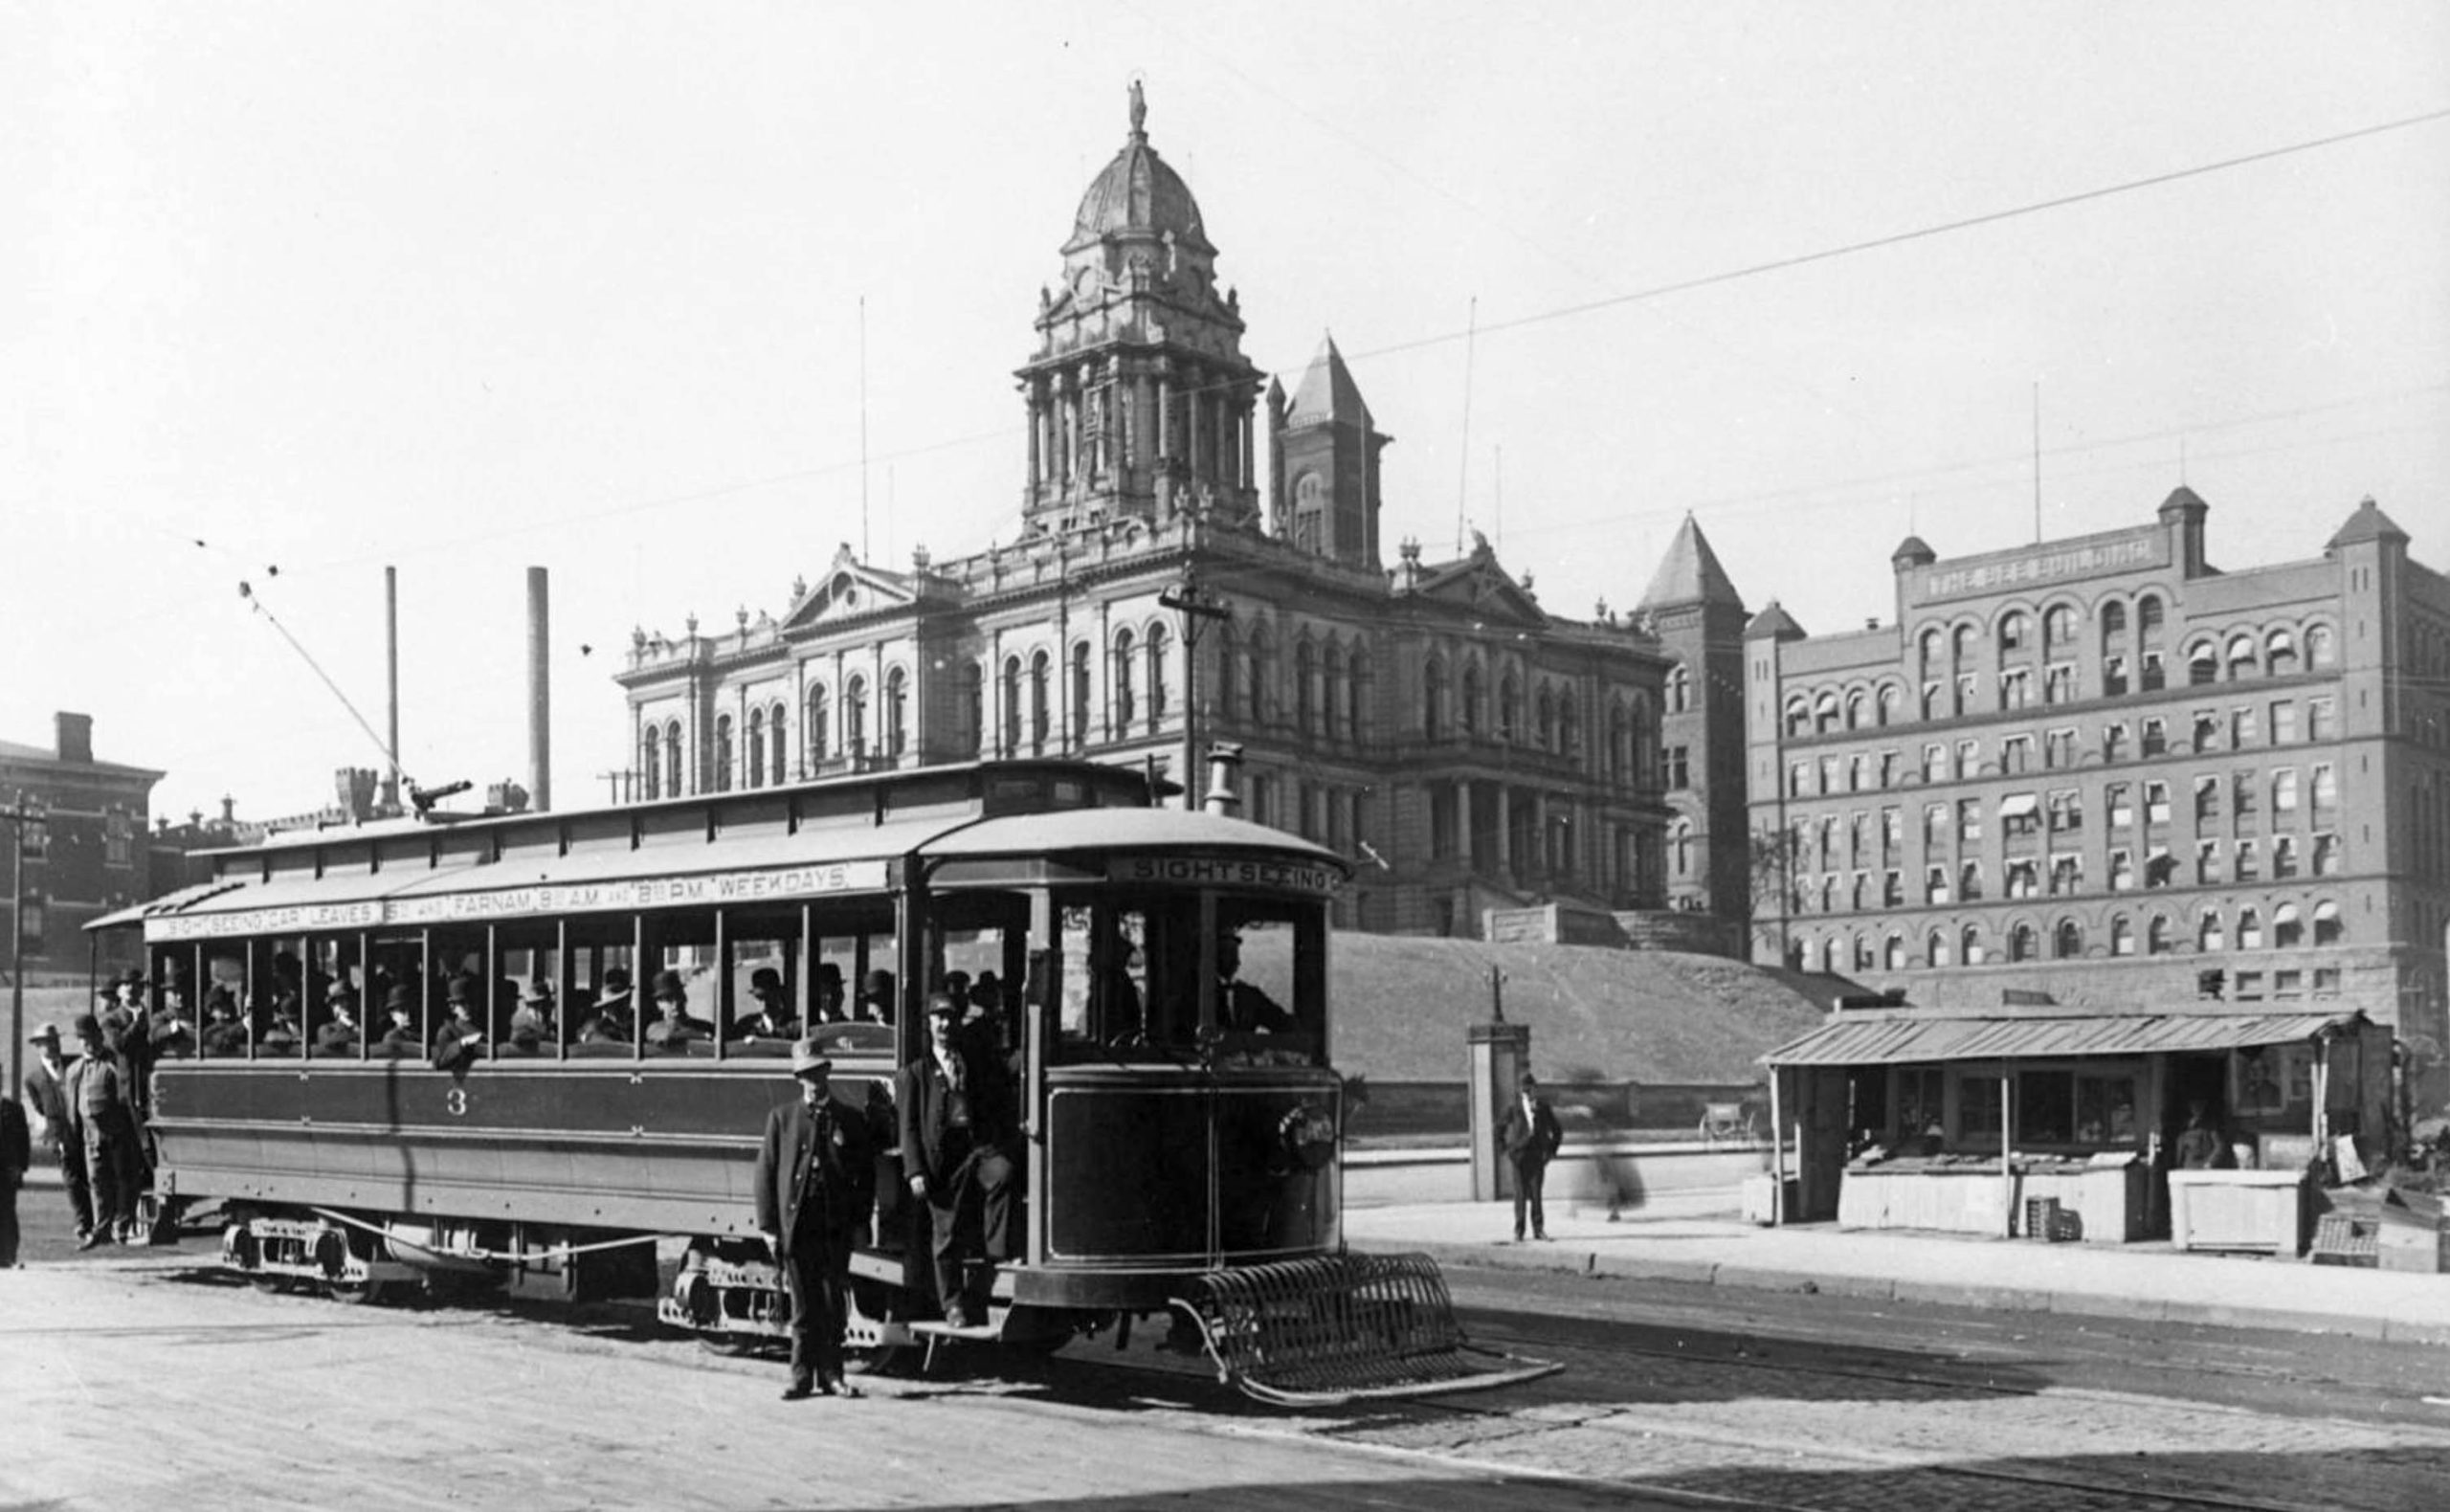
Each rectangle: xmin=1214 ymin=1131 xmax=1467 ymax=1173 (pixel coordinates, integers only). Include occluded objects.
xmin=89 ymin=757 xmax=1549 ymax=1404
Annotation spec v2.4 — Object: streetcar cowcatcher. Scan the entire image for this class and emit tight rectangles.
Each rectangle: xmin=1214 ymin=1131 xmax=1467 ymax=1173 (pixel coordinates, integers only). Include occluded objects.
xmin=1171 ymin=1250 xmax=1559 ymax=1406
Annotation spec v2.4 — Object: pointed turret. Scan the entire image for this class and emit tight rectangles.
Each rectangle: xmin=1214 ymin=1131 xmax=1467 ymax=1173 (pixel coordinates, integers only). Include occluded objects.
xmin=1275 ymin=332 xmax=1390 ymax=569
xmin=1638 ymin=514 xmax=1743 ymax=611
xmin=2326 ymin=494 xmax=2411 ymax=551
xmin=1285 ymin=334 xmax=1374 ymax=431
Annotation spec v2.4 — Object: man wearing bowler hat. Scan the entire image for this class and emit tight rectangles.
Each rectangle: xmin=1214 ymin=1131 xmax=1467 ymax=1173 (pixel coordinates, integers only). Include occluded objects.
xmin=22 ymin=1024 xmax=95 ymax=1242
xmin=65 ymin=1013 xmax=142 ymax=1248
xmin=896 ymin=991 xmax=1014 ymax=1327
xmin=732 ymin=967 xmax=797 ymax=1043
xmin=756 ymin=1040 xmax=875 ymax=1399
xmin=856 ymin=968 xmax=896 ymax=1026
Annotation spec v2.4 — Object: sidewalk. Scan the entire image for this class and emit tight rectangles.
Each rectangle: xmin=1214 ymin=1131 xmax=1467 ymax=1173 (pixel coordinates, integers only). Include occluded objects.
xmin=1343 ymin=1199 xmax=2450 ymax=1347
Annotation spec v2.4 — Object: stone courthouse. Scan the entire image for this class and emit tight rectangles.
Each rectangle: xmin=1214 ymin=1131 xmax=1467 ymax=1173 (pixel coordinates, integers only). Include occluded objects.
xmin=613 ymin=88 xmax=1752 ymax=942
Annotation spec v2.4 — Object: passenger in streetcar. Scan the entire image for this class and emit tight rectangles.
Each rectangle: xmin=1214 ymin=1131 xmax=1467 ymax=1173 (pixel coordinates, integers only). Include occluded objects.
xmin=856 ymin=969 xmax=896 ymax=1026
xmin=731 ymin=968 xmax=797 ymax=1043
xmin=897 ymin=992 xmax=1015 ymax=1327
xmin=811 ymin=963 xmax=848 ymax=1024
xmin=755 ymin=1041 xmax=875 ymax=1400
xmin=65 ymin=1013 xmax=142 ymax=1248
xmin=507 ymin=982 xmax=556 ymax=1052
xmin=432 ymin=977 xmax=487 ymax=1071
xmin=375 ymin=984 xmax=423 ymax=1056
xmin=146 ymin=986 xmax=198 ymax=1060
xmin=258 ymin=990 xmax=303 ymax=1056
xmin=316 ymin=989 xmax=362 ymax=1056
xmin=200 ymin=990 xmax=248 ymax=1057
xmin=579 ymin=967 xmax=635 ymax=1043
xmin=643 ymin=969 xmax=714 ymax=1050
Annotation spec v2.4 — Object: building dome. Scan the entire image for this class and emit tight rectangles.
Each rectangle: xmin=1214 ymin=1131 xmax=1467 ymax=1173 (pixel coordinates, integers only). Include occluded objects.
xmin=1067 ymin=82 xmax=1212 ymax=255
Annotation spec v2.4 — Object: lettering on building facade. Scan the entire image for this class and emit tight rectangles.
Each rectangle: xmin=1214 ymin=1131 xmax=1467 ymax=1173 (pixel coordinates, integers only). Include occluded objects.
xmin=1919 ymin=536 xmax=2167 ymax=603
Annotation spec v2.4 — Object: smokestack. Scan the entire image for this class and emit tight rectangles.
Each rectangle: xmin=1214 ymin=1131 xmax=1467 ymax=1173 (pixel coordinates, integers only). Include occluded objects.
xmin=1201 ymin=742 xmax=1244 ymax=817
xmin=526 ymin=566 xmax=551 ymax=813
xmin=382 ymin=567 xmax=401 ymax=812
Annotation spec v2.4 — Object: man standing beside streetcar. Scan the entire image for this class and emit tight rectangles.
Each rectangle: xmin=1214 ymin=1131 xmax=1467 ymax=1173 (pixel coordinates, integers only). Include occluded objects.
xmin=756 ymin=1040 xmax=874 ymax=1399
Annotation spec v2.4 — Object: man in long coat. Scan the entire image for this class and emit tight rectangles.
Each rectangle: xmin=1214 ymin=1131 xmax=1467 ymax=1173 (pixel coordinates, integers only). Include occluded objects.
xmin=756 ymin=1040 xmax=876 ymax=1399
xmin=1499 ymin=1071 xmax=1566 ymax=1242
xmin=895 ymin=993 xmax=1013 ymax=1327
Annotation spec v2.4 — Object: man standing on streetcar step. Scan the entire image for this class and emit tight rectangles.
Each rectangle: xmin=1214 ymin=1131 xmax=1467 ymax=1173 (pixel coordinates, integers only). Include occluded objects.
xmin=897 ymin=992 xmax=1014 ymax=1327
xmin=756 ymin=1040 xmax=874 ymax=1399
xmin=1500 ymin=1071 xmax=1565 ymax=1242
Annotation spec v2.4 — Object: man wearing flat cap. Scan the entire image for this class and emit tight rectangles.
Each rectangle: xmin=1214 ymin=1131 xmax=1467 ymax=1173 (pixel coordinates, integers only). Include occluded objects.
xmin=756 ymin=1040 xmax=875 ymax=1399
xmin=896 ymin=991 xmax=1014 ymax=1328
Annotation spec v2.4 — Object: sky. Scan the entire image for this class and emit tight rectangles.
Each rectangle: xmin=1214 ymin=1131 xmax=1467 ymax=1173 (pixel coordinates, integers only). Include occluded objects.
xmin=6 ymin=1 xmax=2445 ymax=827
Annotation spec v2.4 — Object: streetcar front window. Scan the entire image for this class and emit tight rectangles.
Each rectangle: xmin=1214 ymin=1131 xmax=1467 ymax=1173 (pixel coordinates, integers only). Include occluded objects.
xmin=1054 ymin=890 xmax=1325 ymax=1066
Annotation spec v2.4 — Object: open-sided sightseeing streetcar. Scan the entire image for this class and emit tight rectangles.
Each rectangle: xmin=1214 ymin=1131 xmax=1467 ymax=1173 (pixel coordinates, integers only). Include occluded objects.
xmin=89 ymin=759 xmax=1549 ymax=1404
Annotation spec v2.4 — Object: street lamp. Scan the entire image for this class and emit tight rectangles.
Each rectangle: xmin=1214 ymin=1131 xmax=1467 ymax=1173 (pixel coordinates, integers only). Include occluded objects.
xmin=5 ymin=789 xmax=35 ymax=1105
xmin=1158 ymin=571 xmax=1232 ymax=812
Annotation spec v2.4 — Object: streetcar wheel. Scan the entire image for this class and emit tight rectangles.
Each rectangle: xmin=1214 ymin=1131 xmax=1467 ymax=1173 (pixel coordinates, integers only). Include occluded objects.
xmin=696 ymin=1334 xmax=770 ymax=1358
xmin=323 ymin=1277 xmax=391 ymax=1306
xmin=845 ymin=1344 xmax=911 ymax=1377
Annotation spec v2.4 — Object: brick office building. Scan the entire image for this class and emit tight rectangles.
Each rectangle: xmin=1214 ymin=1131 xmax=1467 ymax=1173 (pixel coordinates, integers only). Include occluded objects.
xmin=2 ymin=711 xmax=163 ymax=979
xmin=1744 ymin=488 xmax=2450 ymax=1062
xmin=612 ymin=87 xmax=1699 ymax=937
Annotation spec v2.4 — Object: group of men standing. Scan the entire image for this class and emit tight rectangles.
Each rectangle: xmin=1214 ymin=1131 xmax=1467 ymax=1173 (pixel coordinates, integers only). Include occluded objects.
xmin=12 ymin=1012 xmax=149 ymax=1259
xmin=754 ymin=989 xmax=1013 ymax=1401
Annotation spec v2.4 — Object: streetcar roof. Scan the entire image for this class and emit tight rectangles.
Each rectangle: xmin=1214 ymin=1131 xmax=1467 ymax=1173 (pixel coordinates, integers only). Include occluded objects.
xmin=925 ymin=807 xmax=1350 ymax=872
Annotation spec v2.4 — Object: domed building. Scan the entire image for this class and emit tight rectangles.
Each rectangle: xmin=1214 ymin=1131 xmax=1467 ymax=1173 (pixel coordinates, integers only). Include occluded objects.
xmin=615 ymin=86 xmax=1736 ymax=943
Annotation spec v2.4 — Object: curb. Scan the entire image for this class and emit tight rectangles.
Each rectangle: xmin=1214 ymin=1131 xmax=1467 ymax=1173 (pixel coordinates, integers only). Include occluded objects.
xmin=1390 ymin=1235 xmax=2442 ymax=1345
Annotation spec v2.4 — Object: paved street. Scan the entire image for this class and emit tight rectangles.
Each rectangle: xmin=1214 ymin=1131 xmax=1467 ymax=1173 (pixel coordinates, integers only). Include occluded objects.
xmin=11 ymin=1200 xmax=2450 ymax=1512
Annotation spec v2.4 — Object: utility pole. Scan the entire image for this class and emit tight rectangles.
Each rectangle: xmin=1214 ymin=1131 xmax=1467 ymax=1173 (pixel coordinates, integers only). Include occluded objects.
xmin=1158 ymin=571 xmax=1232 ymax=812
xmin=4 ymin=791 xmax=37 ymax=1104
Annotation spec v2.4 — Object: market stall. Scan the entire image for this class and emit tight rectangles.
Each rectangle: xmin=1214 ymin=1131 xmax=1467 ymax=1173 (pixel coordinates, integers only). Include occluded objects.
xmin=1761 ymin=1007 xmax=2393 ymax=1248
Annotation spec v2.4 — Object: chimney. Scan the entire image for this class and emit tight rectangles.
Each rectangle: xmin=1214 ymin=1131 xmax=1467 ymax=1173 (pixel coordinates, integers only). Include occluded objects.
xmin=55 ymin=711 xmax=94 ymax=764
xmin=526 ymin=566 xmax=551 ymax=813
xmin=220 ymin=795 xmax=235 ymax=825
xmin=1201 ymin=743 xmax=1245 ymax=817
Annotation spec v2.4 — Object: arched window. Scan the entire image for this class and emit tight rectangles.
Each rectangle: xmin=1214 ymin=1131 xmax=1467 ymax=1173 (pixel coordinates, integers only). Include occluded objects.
xmin=1670 ymin=818 xmax=1692 ymax=877
xmin=2273 ymin=902 xmax=2304 ymax=948
xmin=1351 ymin=649 xmax=1374 ymax=741
xmin=641 ymin=728 xmax=661 ymax=800
xmin=2313 ymin=900 xmax=2343 ymax=945
xmin=2009 ymin=923 xmax=2038 ymax=962
xmin=1068 ymin=643 xmax=1091 ymax=747
xmin=959 ymin=661 xmax=984 ymax=754
xmin=1785 ymin=696 xmax=1811 ymax=739
xmin=1000 ymin=657 xmax=1022 ymax=754
xmin=2054 ymin=919 xmax=2082 ymax=959
xmin=746 ymin=706 xmax=766 ymax=789
xmin=1246 ymin=623 xmax=1271 ymax=723
xmin=2148 ymin=914 xmax=2172 ymax=955
xmin=1997 ymin=610 xmax=2029 ymax=657
xmin=769 ymin=703 xmax=789 ymax=785
xmin=1927 ymin=930 xmax=1950 ymax=967
xmin=2100 ymin=600 xmax=2127 ymax=641
xmin=2110 ymin=915 xmax=2135 ymax=956
xmin=666 ymin=722 xmax=684 ymax=795
xmin=886 ymin=666 xmax=909 ymax=758
xmin=2137 ymin=594 xmax=2165 ymax=643
xmin=2238 ymin=906 xmax=2263 ymax=949
xmin=1111 ymin=629 xmax=1137 ymax=731
xmin=1845 ymin=690 xmax=1867 ymax=731
xmin=1146 ymin=624 xmax=1169 ymax=727
xmin=2186 ymin=639 xmax=2219 ymax=686
xmin=1668 ymin=664 xmax=1691 ymax=713
xmin=1028 ymin=653 xmax=1049 ymax=752
xmin=2042 ymin=604 xmax=2075 ymax=651
xmin=1876 ymin=684 xmax=1900 ymax=727
xmin=1423 ymin=656 xmax=1448 ymax=740
xmin=1461 ymin=661 xmax=1483 ymax=735
xmin=2197 ymin=909 xmax=2224 ymax=952
xmin=2265 ymin=629 xmax=2299 ymax=677
xmin=713 ymin=714 xmax=735 ymax=792
xmin=2306 ymin=623 xmax=2337 ymax=668
xmin=806 ymin=686 xmax=830 ymax=767
xmin=844 ymin=675 xmax=868 ymax=755
xmin=1961 ymin=924 xmax=1985 ymax=967
xmin=1884 ymin=933 xmax=1906 ymax=970
xmin=1815 ymin=691 xmax=1839 ymax=735
xmin=2226 ymin=633 xmax=2259 ymax=679
xmin=1559 ymin=691 xmax=1579 ymax=758
xmin=1325 ymin=642 xmax=1348 ymax=741
xmin=1291 ymin=471 xmax=1325 ymax=553
xmin=1854 ymin=932 xmax=1876 ymax=971
xmin=1919 ymin=629 xmax=1944 ymax=678
xmin=1536 ymin=685 xmax=1556 ymax=749
xmin=1500 ymin=673 xmax=1522 ymax=742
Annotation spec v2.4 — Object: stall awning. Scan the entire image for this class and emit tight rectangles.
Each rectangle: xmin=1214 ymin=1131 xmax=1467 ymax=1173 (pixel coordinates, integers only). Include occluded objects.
xmin=1765 ymin=1010 xmax=2363 ymax=1068
xmin=1997 ymin=793 xmax=2039 ymax=818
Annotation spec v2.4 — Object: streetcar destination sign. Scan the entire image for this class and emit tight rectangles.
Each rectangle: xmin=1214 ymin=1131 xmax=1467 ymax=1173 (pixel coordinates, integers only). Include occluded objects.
xmin=1106 ymin=856 xmax=1345 ymax=895
xmin=148 ymin=859 xmax=888 ymax=941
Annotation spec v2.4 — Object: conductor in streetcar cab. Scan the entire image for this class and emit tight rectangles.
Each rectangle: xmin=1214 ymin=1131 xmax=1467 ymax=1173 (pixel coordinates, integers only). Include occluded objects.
xmin=756 ymin=1041 xmax=875 ymax=1400
xmin=897 ymin=992 xmax=1014 ymax=1328
xmin=1215 ymin=931 xmax=1293 ymax=1034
